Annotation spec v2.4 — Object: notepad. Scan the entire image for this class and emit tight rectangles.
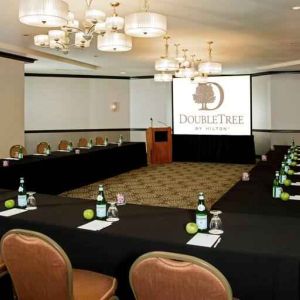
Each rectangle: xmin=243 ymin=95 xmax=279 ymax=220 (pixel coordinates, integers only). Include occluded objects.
xmin=289 ymin=195 xmax=300 ymax=201
xmin=291 ymin=182 xmax=300 ymax=186
xmin=0 ymin=208 xmax=27 ymax=217
xmin=3 ymin=157 xmax=19 ymax=160
xmin=77 ymin=220 xmax=112 ymax=231
xmin=32 ymin=153 xmax=47 ymax=156
xmin=187 ymin=233 xmax=220 ymax=248
xmin=56 ymin=150 xmax=69 ymax=152
xmin=94 ymin=145 xmax=106 ymax=147
xmin=77 ymin=147 xmax=89 ymax=149
xmin=294 ymin=172 xmax=300 ymax=175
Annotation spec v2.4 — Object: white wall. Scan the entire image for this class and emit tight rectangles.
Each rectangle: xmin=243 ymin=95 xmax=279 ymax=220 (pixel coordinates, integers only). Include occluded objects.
xmin=25 ymin=77 xmax=130 ymax=130
xmin=0 ymin=57 xmax=24 ymax=158
xmin=129 ymin=79 xmax=172 ymax=142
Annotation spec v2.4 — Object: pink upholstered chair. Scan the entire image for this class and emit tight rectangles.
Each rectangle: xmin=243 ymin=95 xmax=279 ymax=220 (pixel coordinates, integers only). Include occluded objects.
xmin=130 ymin=251 xmax=233 ymax=300
xmin=96 ymin=136 xmax=104 ymax=145
xmin=1 ymin=229 xmax=117 ymax=300
xmin=0 ymin=255 xmax=7 ymax=278
xmin=58 ymin=140 xmax=69 ymax=150
xmin=9 ymin=145 xmax=27 ymax=158
xmin=36 ymin=142 xmax=49 ymax=154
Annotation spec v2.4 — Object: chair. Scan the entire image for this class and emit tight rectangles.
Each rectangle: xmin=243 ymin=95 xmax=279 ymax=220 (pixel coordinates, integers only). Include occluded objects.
xmin=96 ymin=136 xmax=104 ymax=145
xmin=0 ymin=255 xmax=7 ymax=278
xmin=1 ymin=229 xmax=117 ymax=300
xmin=9 ymin=145 xmax=27 ymax=158
xmin=78 ymin=137 xmax=88 ymax=147
xmin=129 ymin=251 xmax=233 ymax=300
xmin=59 ymin=140 xmax=69 ymax=150
xmin=36 ymin=142 xmax=49 ymax=154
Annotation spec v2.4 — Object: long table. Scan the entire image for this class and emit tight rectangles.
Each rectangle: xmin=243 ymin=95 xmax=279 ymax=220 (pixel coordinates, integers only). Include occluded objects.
xmin=0 ymin=190 xmax=299 ymax=299
xmin=0 ymin=142 xmax=147 ymax=194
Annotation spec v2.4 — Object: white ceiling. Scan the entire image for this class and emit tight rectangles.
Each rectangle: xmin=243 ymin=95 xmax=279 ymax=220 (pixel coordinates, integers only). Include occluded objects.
xmin=1 ymin=0 xmax=300 ymax=76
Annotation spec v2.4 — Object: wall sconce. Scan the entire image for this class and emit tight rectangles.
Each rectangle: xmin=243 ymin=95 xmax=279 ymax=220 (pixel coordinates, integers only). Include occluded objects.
xmin=110 ymin=102 xmax=118 ymax=112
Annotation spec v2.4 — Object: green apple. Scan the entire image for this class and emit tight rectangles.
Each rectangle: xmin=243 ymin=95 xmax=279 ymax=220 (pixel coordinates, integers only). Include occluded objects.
xmin=83 ymin=209 xmax=94 ymax=220
xmin=283 ymin=179 xmax=292 ymax=186
xmin=280 ymin=192 xmax=290 ymax=201
xmin=4 ymin=199 xmax=15 ymax=209
xmin=288 ymin=170 xmax=295 ymax=175
xmin=185 ymin=222 xmax=198 ymax=234
xmin=291 ymin=162 xmax=297 ymax=167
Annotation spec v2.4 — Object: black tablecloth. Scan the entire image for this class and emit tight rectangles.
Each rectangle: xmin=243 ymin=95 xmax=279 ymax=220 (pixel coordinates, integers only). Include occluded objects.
xmin=0 ymin=192 xmax=299 ymax=299
xmin=213 ymin=145 xmax=300 ymax=217
xmin=0 ymin=143 xmax=147 ymax=194
xmin=173 ymin=134 xmax=256 ymax=164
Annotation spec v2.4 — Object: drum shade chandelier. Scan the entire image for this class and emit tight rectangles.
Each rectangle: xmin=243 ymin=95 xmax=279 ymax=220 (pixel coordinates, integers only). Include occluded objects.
xmin=198 ymin=41 xmax=222 ymax=75
xmin=19 ymin=0 xmax=167 ymax=54
xmin=125 ymin=0 xmax=167 ymax=38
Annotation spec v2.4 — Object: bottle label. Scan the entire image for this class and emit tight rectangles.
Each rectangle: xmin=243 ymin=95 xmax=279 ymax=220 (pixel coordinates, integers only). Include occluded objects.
xmin=96 ymin=204 xmax=106 ymax=218
xmin=18 ymin=195 xmax=27 ymax=207
xmin=97 ymin=195 xmax=103 ymax=201
xmin=197 ymin=204 xmax=205 ymax=211
xmin=196 ymin=215 xmax=207 ymax=230
xmin=273 ymin=186 xmax=282 ymax=198
xmin=280 ymin=174 xmax=287 ymax=184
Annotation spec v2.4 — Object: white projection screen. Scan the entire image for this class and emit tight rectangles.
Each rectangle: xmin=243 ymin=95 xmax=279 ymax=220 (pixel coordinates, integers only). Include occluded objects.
xmin=172 ymin=76 xmax=251 ymax=135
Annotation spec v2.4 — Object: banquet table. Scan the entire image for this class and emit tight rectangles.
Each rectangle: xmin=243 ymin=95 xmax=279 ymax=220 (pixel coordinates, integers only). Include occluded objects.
xmin=0 ymin=142 xmax=147 ymax=194
xmin=0 ymin=191 xmax=299 ymax=299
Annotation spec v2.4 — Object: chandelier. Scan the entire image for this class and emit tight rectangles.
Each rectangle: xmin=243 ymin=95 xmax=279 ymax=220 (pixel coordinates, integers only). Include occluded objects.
xmin=154 ymin=72 xmax=173 ymax=82
xmin=20 ymin=0 xmax=167 ymax=54
xmin=125 ymin=0 xmax=167 ymax=38
xmin=198 ymin=41 xmax=222 ymax=75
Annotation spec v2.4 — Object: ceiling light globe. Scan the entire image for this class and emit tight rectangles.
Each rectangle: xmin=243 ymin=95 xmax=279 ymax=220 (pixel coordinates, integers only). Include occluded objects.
xmin=125 ymin=12 xmax=167 ymax=38
xmin=19 ymin=0 xmax=68 ymax=27
xmin=106 ymin=16 xmax=125 ymax=31
xmin=48 ymin=30 xmax=65 ymax=41
xmin=198 ymin=61 xmax=222 ymax=75
xmin=155 ymin=58 xmax=179 ymax=72
xmin=34 ymin=35 xmax=50 ymax=47
xmin=75 ymin=32 xmax=91 ymax=48
xmin=85 ymin=9 xmax=106 ymax=24
xmin=97 ymin=32 xmax=132 ymax=52
xmin=94 ymin=22 xmax=107 ymax=34
xmin=154 ymin=73 xmax=173 ymax=82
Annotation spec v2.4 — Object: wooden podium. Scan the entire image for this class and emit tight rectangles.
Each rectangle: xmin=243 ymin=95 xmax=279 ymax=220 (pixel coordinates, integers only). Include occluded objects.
xmin=146 ymin=127 xmax=172 ymax=164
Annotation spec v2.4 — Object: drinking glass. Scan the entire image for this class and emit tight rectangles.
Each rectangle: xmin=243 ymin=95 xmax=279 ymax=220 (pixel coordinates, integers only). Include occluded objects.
xmin=106 ymin=202 xmax=119 ymax=222
xmin=27 ymin=192 xmax=37 ymax=210
xmin=209 ymin=210 xmax=223 ymax=234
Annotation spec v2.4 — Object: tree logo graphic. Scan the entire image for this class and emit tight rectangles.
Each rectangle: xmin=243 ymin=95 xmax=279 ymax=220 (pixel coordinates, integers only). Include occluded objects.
xmin=193 ymin=82 xmax=224 ymax=110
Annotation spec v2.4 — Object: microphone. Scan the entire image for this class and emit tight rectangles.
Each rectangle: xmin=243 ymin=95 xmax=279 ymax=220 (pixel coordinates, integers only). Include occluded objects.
xmin=157 ymin=120 xmax=169 ymax=127
xmin=150 ymin=118 xmax=153 ymax=127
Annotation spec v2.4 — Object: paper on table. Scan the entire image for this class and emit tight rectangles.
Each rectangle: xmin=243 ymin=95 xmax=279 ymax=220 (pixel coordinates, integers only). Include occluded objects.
xmin=294 ymin=172 xmax=300 ymax=175
xmin=0 ymin=208 xmax=27 ymax=217
xmin=32 ymin=153 xmax=47 ymax=156
xmin=289 ymin=195 xmax=300 ymax=201
xmin=94 ymin=145 xmax=105 ymax=147
xmin=291 ymin=182 xmax=300 ymax=186
xmin=3 ymin=157 xmax=19 ymax=160
xmin=56 ymin=150 xmax=69 ymax=152
xmin=77 ymin=147 xmax=89 ymax=149
xmin=187 ymin=233 xmax=220 ymax=248
xmin=296 ymin=164 xmax=300 ymax=167
xmin=77 ymin=220 xmax=112 ymax=231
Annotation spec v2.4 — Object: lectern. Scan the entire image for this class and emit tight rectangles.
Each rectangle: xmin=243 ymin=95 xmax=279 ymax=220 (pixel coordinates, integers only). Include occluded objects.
xmin=146 ymin=127 xmax=172 ymax=164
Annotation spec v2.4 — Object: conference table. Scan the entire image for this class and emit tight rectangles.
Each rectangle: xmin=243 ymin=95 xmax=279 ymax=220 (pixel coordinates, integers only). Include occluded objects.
xmin=0 ymin=145 xmax=299 ymax=299
xmin=0 ymin=142 xmax=147 ymax=194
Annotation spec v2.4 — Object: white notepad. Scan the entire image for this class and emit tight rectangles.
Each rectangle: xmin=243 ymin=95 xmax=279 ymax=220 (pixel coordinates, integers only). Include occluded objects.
xmin=187 ymin=233 xmax=220 ymax=248
xmin=32 ymin=153 xmax=47 ymax=156
xmin=289 ymin=195 xmax=300 ymax=201
xmin=77 ymin=220 xmax=112 ymax=231
xmin=291 ymin=182 xmax=300 ymax=186
xmin=294 ymin=172 xmax=300 ymax=175
xmin=3 ymin=157 xmax=19 ymax=160
xmin=0 ymin=208 xmax=27 ymax=217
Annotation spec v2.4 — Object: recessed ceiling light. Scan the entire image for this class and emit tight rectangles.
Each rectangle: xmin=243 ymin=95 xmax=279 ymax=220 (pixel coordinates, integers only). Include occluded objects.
xmin=292 ymin=6 xmax=300 ymax=10
xmin=120 ymin=71 xmax=126 ymax=74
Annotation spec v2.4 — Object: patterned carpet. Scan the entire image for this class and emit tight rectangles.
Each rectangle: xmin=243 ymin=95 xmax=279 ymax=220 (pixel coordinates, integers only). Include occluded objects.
xmin=61 ymin=162 xmax=254 ymax=210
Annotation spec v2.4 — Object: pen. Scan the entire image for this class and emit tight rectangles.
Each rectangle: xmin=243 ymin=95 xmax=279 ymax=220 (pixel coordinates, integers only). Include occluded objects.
xmin=213 ymin=237 xmax=221 ymax=248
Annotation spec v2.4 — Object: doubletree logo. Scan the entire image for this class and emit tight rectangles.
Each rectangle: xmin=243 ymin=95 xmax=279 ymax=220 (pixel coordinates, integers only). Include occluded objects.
xmin=193 ymin=82 xmax=224 ymax=110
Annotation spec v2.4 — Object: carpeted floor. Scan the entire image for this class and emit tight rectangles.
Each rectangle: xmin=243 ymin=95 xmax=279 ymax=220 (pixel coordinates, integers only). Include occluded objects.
xmin=61 ymin=162 xmax=254 ymax=210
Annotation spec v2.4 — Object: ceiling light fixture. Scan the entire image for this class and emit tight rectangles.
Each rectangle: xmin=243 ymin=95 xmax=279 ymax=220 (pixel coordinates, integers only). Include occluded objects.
xmin=125 ymin=0 xmax=167 ymax=38
xmin=29 ymin=1 xmax=134 ymax=54
xmin=198 ymin=41 xmax=222 ymax=75
xmin=155 ymin=36 xmax=179 ymax=72
xmin=19 ymin=0 xmax=69 ymax=27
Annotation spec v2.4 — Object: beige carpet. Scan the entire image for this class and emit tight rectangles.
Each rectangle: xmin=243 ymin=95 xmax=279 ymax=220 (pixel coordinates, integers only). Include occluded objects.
xmin=61 ymin=162 xmax=254 ymax=210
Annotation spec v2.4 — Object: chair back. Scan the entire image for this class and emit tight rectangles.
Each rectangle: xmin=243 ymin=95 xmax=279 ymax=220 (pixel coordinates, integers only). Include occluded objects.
xmin=36 ymin=142 xmax=49 ymax=154
xmin=59 ymin=140 xmax=69 ymax=151
xmin=95 ymin=136 xmax=104 ymax=145
xmin=10 ymin=145 xmax=27 ymax=158
xmin=78 ymin=137 xmax=88 ymax=147
xmin=1 ymin=229 xmax=73 ymax=300
xmin=130 ymin=251 xmax=233 ymax=300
